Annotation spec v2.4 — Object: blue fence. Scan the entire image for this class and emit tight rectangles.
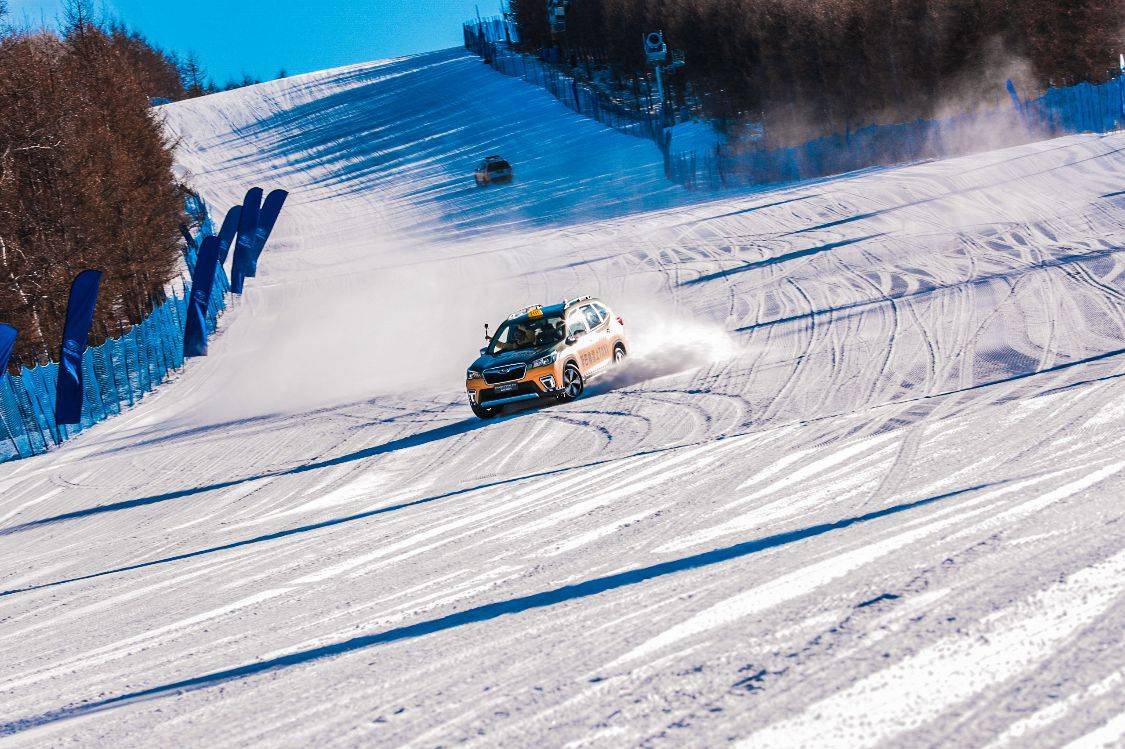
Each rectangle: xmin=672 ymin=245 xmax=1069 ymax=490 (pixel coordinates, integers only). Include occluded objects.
xmin=464 ymin=19 xmax=671 ymax=148
xmin=669 ymin=75 xmax=1125 ymax=190
xmin=0 ymin=199 xmax=229 ymax=463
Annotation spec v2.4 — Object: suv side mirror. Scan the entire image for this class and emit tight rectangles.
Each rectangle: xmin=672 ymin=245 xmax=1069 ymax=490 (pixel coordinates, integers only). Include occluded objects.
xmin=480 ymin=347 xmax=488 ymax=355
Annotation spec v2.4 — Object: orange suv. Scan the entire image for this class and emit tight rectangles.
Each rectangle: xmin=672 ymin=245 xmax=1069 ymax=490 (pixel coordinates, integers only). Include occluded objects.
xmin=466 ymin=296 xmax=627 ymax=418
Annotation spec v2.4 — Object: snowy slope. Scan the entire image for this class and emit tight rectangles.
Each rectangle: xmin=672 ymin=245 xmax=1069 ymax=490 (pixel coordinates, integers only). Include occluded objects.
xmin=2 ymin=47 xmax=1124 ymax=747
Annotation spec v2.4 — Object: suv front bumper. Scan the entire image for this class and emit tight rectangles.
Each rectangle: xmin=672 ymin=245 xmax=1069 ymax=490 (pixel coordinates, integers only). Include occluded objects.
xmin=467 ymin=363 xmax=561 ymax=408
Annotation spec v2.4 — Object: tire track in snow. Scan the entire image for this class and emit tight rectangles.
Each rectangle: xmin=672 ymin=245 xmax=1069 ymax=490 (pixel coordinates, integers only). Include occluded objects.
xmin=739 ymin=545 xmax=1125 ymax=749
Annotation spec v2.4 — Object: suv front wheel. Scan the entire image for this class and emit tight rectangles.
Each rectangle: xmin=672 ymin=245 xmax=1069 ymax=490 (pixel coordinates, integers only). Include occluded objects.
xmin=558 ymin=363 xmax=584 ymax=402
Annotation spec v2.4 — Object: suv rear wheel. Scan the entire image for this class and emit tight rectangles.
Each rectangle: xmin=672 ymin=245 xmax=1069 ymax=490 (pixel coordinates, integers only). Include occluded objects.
xmin=558 ymin=363 xmax=584 ymax=402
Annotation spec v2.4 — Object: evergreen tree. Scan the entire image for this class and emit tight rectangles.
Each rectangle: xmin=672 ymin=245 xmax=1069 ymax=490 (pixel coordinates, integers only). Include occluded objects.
xmin=179 ymin=52 xmax=207 ymax=97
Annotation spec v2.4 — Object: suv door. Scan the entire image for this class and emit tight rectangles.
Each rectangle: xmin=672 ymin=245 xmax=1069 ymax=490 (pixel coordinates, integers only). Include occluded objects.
xmin=565 ymin=309 xmax=598 ymax=373
xmin=580 ymin=304 xmax=612 ymax=371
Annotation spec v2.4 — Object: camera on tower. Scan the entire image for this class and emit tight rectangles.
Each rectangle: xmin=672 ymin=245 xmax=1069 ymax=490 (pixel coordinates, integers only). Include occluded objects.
xmin=548 ymin=0 xmax=569 ymax=35
xmin=644 ymin=31 xmax=668 ymax=65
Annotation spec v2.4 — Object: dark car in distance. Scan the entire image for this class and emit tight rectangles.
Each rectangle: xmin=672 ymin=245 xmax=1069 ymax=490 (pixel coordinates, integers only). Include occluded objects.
xmin=474 ymin=155 xmax=513 ymax=186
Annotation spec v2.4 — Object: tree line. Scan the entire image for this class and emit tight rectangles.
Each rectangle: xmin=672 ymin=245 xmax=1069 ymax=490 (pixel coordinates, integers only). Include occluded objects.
xmin=0 ymin=3 xmax=189 ymax=370
xmin=511 ymin=0 xmax=1123 ymax=143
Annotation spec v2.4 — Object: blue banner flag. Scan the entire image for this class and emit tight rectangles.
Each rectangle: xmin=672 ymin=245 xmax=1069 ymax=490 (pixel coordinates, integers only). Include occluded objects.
xmin=54 ymin=270 xmax=102 ymax=425
xmin=0 ymin=323 xmax=16 ymax=375
xmin=230 ymin=187 xmax=263 ymax=294
xmin=1006 ymin=80 xmax=1023 ymax=111
xmin=217 ymin=204 xmax=242 ymax=266
xmin=1006 ymin=80 xmax=1027 ymax=127
xmin=184 ymin=236 xmax=222 ymax=358
xmin=245 ymin=189 xmax=289 ymax=277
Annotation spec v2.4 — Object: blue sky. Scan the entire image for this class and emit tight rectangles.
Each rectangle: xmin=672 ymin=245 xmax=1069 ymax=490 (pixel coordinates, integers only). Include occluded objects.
xmin=4 ymin=0 xmax=492 ymax=83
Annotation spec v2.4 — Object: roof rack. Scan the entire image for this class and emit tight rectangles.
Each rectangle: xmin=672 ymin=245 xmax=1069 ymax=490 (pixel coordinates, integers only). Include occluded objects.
xmin=507 ymin=303 xmax=551 ymax=320
xmin=507 ymin=297 xmax=592 ymax=320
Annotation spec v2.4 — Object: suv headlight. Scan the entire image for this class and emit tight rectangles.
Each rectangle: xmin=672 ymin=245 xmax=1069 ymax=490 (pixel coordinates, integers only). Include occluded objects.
xmin=530 ymin=352 xmax=557 ymax=369
xmin=467 ymin=369 xmax=483 ymax=381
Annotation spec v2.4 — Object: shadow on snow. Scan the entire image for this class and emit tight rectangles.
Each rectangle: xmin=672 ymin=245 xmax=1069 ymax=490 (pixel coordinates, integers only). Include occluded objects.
xmin=0 ymin=417 xmax=493 ymax=536
xmin=0 ymin=439 xmax=692 ymax=597
xmin=217 ymin=48 xmax=693 ymax=237
xmin=0 ymin=481 xmax=997 ymax=736
xmin=681 ymin=233 xmax=886 ymax=285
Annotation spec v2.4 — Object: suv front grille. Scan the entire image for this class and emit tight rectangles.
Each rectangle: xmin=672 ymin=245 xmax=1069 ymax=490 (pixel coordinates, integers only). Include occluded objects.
xmin=484 ymin=363 xmax=526 ymax=384
xmin=480 ymin=381 xmax=542 ymax=404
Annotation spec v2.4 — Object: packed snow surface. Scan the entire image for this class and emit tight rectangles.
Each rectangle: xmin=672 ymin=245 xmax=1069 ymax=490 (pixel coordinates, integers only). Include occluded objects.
xmin=2 ymin=49 xmax=1124 ymax=747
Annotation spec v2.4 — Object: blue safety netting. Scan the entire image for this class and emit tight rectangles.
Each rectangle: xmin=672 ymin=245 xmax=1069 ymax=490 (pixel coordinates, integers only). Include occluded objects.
xmin=668 ymin=75 xmax=1125 ymax=190
xmin=0 ymin=199 xmax=229 ymax=463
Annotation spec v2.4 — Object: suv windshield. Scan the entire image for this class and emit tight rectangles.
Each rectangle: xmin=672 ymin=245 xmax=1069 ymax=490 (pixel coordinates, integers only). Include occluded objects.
xmin=487 ymin=161 xmax=510 ymax=172
xmin=488 ymin=314 xmax=564 ymax=355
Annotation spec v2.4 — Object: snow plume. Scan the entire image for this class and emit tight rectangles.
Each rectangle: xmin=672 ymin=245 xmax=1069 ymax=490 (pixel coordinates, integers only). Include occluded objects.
xmin=191 ymin=247 xmax=743 ymax=420
xmin=918 ymin=41 xmax=1052 ymax=156
xmin=185 ymin=210 xmax=743 ymax=420
xmin=931 ymin=39 xmax=1039 ymax=120
xmin=594 ymin=303 xmax=738 ymax=392
xmin=193 ymin=260 xmax=497 ymax=420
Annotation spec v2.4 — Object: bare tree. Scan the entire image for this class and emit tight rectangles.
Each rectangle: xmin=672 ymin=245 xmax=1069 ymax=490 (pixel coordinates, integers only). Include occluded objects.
xmin=108 ymin=21 xmax=186 ymax=101
xmin=0 ymin=21 xmax=184 ymax=370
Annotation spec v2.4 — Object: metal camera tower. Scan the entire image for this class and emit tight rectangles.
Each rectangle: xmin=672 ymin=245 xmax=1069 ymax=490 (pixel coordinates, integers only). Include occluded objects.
xmin=644 ymin=31 xmax=685 ymax=119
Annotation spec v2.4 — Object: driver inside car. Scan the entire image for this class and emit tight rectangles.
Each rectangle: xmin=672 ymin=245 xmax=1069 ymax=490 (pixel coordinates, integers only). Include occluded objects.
xmin=514 ymin=325 xmax=536 ymax=349
xmin=534 ymin=322 xmax=558 ymax=346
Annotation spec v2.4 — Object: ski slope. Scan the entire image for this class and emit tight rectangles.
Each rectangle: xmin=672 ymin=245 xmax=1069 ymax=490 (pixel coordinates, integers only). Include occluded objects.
xmin=2 ymin=47 xmax=1125 ymax=746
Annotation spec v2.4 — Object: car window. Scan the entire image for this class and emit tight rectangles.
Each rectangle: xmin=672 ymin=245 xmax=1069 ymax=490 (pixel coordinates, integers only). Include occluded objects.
xmin=581 ymin=305 xmax=602 ymax=329
xmin=566 ymin=311 xmax=588 ymax=337
xmin=488 ymin=161 xmax=509 ymax=172
xmin=593 ymin=302 xmax=609 ymax=320
xmin=489 ymin=314 xmax=564 ymax=354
